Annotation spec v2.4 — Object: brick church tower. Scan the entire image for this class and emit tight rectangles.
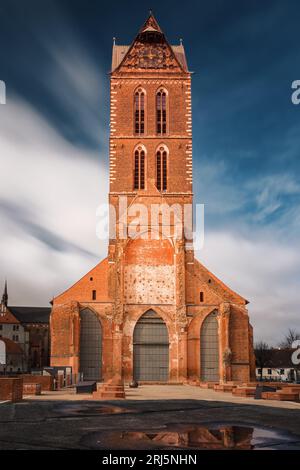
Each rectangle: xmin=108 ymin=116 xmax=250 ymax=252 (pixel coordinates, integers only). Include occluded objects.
xmin=50 ymin=14 xmax=255 ymax=384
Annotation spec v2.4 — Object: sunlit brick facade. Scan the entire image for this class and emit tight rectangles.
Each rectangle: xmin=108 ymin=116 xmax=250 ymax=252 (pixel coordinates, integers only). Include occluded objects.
xmin=50 ymin=14 xmax=255 ymax=384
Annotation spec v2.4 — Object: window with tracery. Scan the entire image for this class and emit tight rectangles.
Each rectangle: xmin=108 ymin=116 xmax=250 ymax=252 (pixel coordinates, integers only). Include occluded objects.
xmin=134 ymin=146 xmax=145 ymax=190
xmin=134 ymin=88 xmax=145 ymax=135
xmin=156 ymin=88 xmax=167 ymax=134
xmin=156 ymin=146 xmax=168 ymax=191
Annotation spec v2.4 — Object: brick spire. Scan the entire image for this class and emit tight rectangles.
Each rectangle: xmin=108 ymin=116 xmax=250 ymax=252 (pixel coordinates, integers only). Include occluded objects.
xmin=139 ymin=12 xmax=163 ymax=34
xmin=1 ymin=280 xmax=8 ymax=308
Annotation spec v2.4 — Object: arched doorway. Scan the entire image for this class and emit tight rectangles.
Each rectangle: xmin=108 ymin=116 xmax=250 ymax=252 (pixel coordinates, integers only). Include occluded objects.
xmin=79 ymin=308 xmax=102 ymax=381
xmin=133 ymin=310 xmax=169 ymax=381
xmin=200 ymin=311 xmax=220 ymax=382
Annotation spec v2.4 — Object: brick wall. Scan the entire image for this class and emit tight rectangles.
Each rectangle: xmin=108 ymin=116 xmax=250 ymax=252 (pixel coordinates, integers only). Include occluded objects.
xmin=23 ymin=383 xmax=42 ymax=395
xmin=21 ymin=374 xmax=54 ymax=391
xmin=109 ymin=78 xmax=192 ymax=193
xmin=0 ymin=377 xmax=23 ymax=402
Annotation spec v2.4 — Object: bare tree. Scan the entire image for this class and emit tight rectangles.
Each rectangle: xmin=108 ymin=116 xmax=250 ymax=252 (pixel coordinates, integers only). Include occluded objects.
xmin=255 ymin=341 xmax=272 ymax=381
xmin=279 ymin=328 xmax=300 ymax=349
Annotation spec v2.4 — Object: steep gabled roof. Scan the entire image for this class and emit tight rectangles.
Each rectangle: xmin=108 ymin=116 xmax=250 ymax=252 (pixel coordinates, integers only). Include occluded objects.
xmin=9 ymin=306 xmax=51 ymax=324
xmin=112 ymin=13 xmax=189 ymax=73
xmin=52 ymin=258 xmax=110 ymax=304
xmin=0 ymin=337 xmax=24 ymax=354
xmin=256 ymin=348 xmax=297 ymax=368
xmin=112 ymin=45 xmax=130 ymax=71
xmin=0 ymin=308 xmax=20 ymax=324
xmin=112 ymin=44 xmax=188 ymax=72
xmin=194 ymin=258 xmax=248 ymax=305
xmin=172 ymin=45 xmax=188 ymax=71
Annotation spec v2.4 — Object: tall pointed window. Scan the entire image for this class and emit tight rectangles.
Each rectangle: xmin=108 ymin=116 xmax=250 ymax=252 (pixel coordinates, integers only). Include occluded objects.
xmin=156 ymin=146 xmax=168 ymax=191
xmin=134 ymin=145 xmax=146 ymax=190
xmin=134 ymin=88 xmax=145 ymax=135
xmin=156 ymin=88 xmax=167 ymax=135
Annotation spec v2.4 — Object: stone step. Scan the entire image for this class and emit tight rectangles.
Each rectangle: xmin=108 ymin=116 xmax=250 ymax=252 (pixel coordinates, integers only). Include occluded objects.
xmin=100 ymin=385 xmax=125 ymax=392
xmin=92 ymin=380 xmax=126 ymax=400
xmin=199 ymin=382 xmax=218 ymax=389
xmin=261 ymin=391 xmax=299 ymax=402
xmin=232 ymin=387 xmax=256 ymax=397
xmin=93 ymin=390 xmax=126 ymax=399
xmin=281 ymin=386 xmax=300 ymax=393
xmin=214 ymin=384 xmax=236 ymax=392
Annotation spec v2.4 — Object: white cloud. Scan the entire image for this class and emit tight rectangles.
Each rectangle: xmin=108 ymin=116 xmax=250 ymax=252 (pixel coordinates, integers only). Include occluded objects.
xmin=197 ymin=223 xmax=300 ymax=346
xmin=0 ymin=95 xmax=108 ymax=306
xmin=0 ymin=1 xmax=110 ymax=306
xmin=197 ymin=158 xmax=247 ymax=216
xmin=248 ymin=173 xmax=300 ymax=222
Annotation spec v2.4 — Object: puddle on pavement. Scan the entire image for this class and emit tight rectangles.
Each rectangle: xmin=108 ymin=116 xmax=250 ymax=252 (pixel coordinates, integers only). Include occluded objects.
xmin=54 ymin=403 xmax=133 ymax=417
xmin=80 ymin=423 xmax=300 ymax=450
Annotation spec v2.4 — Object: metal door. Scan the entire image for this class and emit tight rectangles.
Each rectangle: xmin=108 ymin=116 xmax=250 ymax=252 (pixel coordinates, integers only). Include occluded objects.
xmin=79 ymin=308 xmax=102 ymax=381
xmin=133 ymin=310 xmax=169 ymax=381
xmin=200 ymin=311 xmax=220 ymax=382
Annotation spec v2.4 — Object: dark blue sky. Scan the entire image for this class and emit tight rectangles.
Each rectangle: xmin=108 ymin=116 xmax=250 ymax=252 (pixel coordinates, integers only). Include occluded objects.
xmin=0 ymin=0 xmax=299 ymax=342
xmin=1 ymin=1 xmax=300 ymax=225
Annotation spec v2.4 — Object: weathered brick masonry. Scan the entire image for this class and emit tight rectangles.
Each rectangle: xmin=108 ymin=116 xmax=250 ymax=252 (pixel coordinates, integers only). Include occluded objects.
xmin=50 ymin=14 xmax=255 ymax=384
xmin=0 ymin=377 xmax=23 ymax=402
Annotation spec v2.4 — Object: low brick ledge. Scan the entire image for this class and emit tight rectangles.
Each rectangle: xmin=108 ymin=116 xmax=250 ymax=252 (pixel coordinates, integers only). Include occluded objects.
xmin=0 ymin=377 xmax=23 ymax=402
xmin=92 ymin=381 xmax=126 ymax=400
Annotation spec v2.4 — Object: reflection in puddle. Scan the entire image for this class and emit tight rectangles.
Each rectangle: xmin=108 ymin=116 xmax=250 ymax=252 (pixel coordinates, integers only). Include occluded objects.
xmin=81 ymin=424 xmax=300 ymax=450
xmin=118 ymin=426 xmax=253 ymax=449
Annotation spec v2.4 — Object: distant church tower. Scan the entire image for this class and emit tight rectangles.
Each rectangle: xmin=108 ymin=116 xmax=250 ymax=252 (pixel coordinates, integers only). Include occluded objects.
xmin=50 ymin=14 xmax=255 ymax=384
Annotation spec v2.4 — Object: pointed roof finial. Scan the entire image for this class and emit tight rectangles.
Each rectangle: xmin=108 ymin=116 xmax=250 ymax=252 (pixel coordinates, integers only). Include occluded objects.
xmin=140 ymin=11 xmax=162 ymax=34
xmin=113 ymin=37 xmax=116 ymax=46
xmin=180 ymin=38 xmax=183 ymax=46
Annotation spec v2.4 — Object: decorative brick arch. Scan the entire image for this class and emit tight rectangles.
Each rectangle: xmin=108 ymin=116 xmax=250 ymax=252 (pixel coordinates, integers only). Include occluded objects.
xmin=155 ymin=85 xmax=169 ymax=95
xmin=123 ymin=224 xmax=176 ymax=244
xmin=124 ymin=235 xmax=174 ymax=264
xmin=78 ymin=304 xmax=112 ymax=339
xmin=133 ymin=306 xmax=173 ymax=336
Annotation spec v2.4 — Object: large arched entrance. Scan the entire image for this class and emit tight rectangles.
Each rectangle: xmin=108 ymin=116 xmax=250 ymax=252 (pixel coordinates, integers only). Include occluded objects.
xmin=133 ymin=310 xmax=169 ymax=381
xmin=200 ymin=311 xmax=220 ymax=382
xmin=79 ymin=308 xmax=102 ymax=381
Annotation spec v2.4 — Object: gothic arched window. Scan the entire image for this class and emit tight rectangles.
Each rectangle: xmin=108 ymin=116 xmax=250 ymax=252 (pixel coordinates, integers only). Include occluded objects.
xmin=134 ymin=88 xmax=145 ymax=135
xmin=134 ymin=145 xmax=146 ymax=190
xmin=156 ymin=88 xmax=167 ymax=135
xmin=156 ymin=145 xmax=168 ymax=191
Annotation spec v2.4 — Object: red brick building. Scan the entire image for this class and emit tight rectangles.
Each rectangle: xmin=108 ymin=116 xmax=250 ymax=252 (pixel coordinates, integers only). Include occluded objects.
xmin=50 ymin=14 xmax=255 ymax=384
xmin=0 ymin=283 xmax=51 ymax=372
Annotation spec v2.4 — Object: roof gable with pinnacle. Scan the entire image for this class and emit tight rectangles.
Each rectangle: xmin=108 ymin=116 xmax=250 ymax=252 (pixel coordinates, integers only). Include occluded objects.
xmin=112 ymin=14 xmax=188 ymax=74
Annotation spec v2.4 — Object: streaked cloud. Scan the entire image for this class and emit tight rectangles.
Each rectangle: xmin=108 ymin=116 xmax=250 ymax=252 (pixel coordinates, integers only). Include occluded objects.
xmin=0 ymin=0 xmax=299 ymax=345
xmin=0 ymin=94 xmax=108 ymax=305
